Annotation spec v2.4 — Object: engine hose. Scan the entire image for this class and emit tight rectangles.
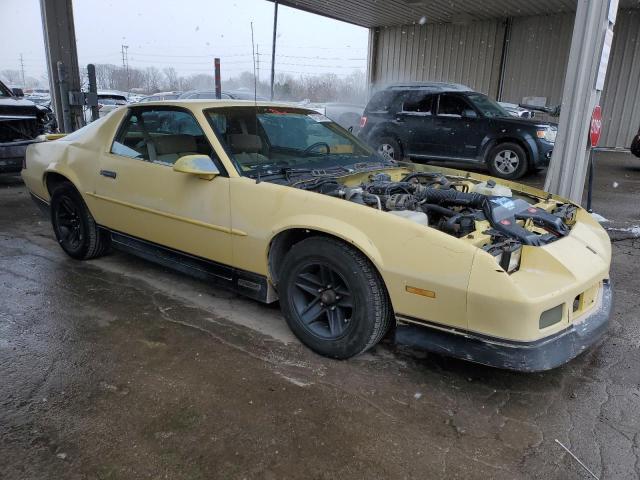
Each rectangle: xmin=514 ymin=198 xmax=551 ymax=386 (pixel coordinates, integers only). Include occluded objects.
xmin=421 ymin=188 xmax=486 ymax=208
xmin=420 ymin=203 xmax=459 ymax=217
xmin=401 ymin=172 xmax=442 ymax=183
xmin=444 ymin=214 xmax=463 ymax=234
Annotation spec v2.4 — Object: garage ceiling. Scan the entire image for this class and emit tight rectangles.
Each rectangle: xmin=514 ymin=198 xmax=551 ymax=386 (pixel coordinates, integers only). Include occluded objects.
xmin=267 ymin=0 xmax=640 ymax=27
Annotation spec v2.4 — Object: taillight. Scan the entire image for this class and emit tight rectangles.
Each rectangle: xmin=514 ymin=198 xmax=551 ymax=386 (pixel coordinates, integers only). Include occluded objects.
xmin=359 ymin=116 xmax=367 ymax=128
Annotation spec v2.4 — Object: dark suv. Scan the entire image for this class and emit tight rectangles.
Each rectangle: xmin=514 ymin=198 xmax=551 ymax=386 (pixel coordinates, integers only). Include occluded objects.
xmin=358 ymin=83 xmax=557 ymax=179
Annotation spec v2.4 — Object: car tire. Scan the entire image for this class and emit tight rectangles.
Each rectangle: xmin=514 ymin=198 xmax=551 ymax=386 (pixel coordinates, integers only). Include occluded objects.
xmin=50 ymin=182 xmax=110 ymax=260
xmin=486 ymin=142 xmax=529 ymax=180
xmin=374 ymin=136 xmax=403 ymax=161
xmin=279 ymin=237 xmax=392 ymax=359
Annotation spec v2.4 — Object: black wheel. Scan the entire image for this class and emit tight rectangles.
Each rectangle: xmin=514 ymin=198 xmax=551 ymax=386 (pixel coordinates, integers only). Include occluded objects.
xmin=279 ymin=237 xmax=392 ymax=359
xmin=486 ymin=142 xmax=529 ymax=180
xmin=50 ymin=183 xmax=110 ymax=260
xmin=374 ymin=136 xmax=402 ymax=161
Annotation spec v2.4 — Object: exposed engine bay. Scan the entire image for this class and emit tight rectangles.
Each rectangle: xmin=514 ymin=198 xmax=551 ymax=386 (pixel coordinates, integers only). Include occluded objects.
xmin=296 ymin=170 xmax=578 ymax=273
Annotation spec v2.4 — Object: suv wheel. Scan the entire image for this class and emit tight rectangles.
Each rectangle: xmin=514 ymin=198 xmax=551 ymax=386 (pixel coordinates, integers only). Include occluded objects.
xmin=374 ymin=136 xmax=402 ymax=161
xmin=279 ymin=237 xmax=392 ymax=359
xmin=487 ymin=142 xmax=529 ymax=180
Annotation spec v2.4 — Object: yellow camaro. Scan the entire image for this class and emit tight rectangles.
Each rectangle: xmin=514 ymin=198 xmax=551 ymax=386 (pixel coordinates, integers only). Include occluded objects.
xmin=21 ymin=101 xmax=612 ymax=371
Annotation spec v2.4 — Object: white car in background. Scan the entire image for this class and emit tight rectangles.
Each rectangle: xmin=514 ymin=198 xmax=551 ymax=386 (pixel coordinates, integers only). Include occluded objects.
xmin=498 ymin=101 xmax=535 ymax=119
xmin=84 ymin=91 xmax=128 ymax=123
xmin=303 ymin=102 xmax=365 ymax=131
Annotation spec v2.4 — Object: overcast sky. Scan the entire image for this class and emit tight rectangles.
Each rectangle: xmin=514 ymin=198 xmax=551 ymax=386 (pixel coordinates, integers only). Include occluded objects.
xmin=0 ymin=0 xmax=368 ymax=83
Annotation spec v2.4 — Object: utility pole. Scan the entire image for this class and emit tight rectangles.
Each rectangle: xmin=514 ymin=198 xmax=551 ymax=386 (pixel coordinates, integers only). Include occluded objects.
xmin=270 ymin=0 xmax=278 ymax=100
xmin=121 ymin=44 xmax=130 ymax=91
xmin=19 ymin=54 xmax=25 ymax=86
xmin=40 ymin=0 xmax=84 ymax=131
xmin=256 ymin=44 xmax=260 ymax=84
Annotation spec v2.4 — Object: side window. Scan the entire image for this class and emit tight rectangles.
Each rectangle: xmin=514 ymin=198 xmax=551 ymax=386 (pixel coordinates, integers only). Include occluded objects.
xmin=402 ymin=93 xmax=434 ymax=114
xmin=437 ymin=95 xmax=469 ymax=117
xmin=111 ymin=109 xmax=215 ymax=166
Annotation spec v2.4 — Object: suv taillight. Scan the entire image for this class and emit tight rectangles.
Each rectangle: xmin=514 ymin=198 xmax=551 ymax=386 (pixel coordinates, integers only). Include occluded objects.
xmin=359 ymin=116 xmax=367 ymax=128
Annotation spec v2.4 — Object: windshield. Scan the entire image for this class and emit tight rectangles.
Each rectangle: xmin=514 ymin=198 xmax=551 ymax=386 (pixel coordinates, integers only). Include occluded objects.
xmin=466 ymin=93 xmax=511 ymax=118
xmin=205 ymin=106 xmax=380 ymax=177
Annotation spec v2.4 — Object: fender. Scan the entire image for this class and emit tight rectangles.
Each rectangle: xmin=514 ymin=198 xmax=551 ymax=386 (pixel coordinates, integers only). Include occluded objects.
xmin=268 ymin=215 xmax=386 ymax=273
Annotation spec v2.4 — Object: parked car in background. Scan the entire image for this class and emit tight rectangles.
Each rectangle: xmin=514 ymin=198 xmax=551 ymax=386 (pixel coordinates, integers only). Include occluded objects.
xmin=178 ymin=90 xmax=269 ymax=101
xmin=304 ymin=102 xmax=365 ymax=131
xmin=358 ymin=82 xmax=557 ymax=180
xmin=138 ymin=91 xmax=183 ymax=102
xmin=127 ymin=92 xmax=147 ymax=103
xmin=498 ymin=102 xmax=535 ymax=119
xmin=0 ymin=79 xmax=56 ymax=175
xmin=631 ymin=125 xmax=640 ymax=158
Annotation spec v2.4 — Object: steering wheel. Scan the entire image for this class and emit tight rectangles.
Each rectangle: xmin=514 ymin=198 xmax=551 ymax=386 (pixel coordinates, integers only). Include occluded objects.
xmin=303 ymin=142 xmax=331 ymax=155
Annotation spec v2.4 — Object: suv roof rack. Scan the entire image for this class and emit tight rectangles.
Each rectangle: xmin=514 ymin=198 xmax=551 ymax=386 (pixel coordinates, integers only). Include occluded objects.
xmin=384 ymin=82 xmax=472 ymax=92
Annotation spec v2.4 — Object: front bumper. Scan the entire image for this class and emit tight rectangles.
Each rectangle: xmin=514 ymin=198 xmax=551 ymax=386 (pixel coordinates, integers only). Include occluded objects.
xmin=534 ymin=140 xmax=554 ymax=167
xmin=0 ymin=141 xmax=30 ymax=174
xmin=394 ymin=280 xmax=612 ymax=372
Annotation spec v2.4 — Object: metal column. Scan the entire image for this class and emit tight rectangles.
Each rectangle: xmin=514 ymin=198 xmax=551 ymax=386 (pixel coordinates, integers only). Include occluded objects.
xmin=40 ymin=0 xmax=84 ymax=132
xmin=366 ymin=27 xmax=379 ymax=93
xmin=544 ymin=0 xmax=615 ymax=202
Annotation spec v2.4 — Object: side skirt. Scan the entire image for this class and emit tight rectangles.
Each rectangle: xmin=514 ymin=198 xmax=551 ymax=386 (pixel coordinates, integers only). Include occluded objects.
xmin=107 ymin=229 xmax=277 ymax=303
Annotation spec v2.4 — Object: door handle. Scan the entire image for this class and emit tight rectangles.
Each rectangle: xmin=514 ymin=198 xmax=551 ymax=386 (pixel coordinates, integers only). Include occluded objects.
xmin=100 ymin=170 xmax=117 ymax=179
xmin=395 ymin=115 xmax=405 ymax=123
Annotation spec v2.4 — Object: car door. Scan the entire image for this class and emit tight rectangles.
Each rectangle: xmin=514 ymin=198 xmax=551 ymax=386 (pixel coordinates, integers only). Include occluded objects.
xmin=434 ymin=93 xmax=484 ymax=159
xmin=394 ymin=92 xmax=438 ymax=156
xmin=90 ymin=106 xmax=234 ymax=268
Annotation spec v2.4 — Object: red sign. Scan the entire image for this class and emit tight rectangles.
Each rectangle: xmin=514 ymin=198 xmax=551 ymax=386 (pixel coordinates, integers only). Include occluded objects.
xmin=590 ymin=105 xmax=602 ymax=147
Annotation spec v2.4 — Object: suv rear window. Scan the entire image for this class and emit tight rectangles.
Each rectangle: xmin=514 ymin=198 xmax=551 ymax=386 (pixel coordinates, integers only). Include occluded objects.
xmin=365 ymin=91 xmax=395 ymax=113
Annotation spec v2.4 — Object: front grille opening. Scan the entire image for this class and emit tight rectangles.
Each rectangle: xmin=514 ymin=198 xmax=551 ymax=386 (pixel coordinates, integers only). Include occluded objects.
xmin=572 ymin=295 xmax=581 ymax=313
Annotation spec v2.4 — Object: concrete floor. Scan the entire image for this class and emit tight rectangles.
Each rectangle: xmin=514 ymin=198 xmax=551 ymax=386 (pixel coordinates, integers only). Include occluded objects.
xmin=1 ymin=153 xmax=639 ymax=479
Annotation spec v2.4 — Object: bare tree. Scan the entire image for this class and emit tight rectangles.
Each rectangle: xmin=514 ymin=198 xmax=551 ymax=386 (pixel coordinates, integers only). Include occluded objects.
xmin=163 ymin=67 xmax=179 ymax=91
xmin=144 ymin=66 xmax=162 ymax=93
xmin=0 ymin=69 xmax=22 ymax=85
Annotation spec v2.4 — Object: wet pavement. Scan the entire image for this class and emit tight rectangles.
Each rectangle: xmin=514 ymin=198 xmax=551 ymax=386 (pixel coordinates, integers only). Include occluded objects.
xmin=1 ymin=153 xmax=639 ymax=479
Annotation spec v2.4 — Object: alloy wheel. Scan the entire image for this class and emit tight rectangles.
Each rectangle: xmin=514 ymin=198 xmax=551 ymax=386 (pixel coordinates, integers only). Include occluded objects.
xmin=377 ymin=143 xmax=395 ymax=160
xmin=55 ymin=196 xmax=84 ymax=250
xmin=290 ymin=263 xmax=354 ymax=339
xmin=494 ymin=149 xmax=520 ymax=174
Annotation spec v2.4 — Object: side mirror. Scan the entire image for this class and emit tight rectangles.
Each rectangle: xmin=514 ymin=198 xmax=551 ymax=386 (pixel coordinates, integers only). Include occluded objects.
xmin=173 ymin=155 xmax=220 ymax=180
xmin=462 ymin=109 xmax=478 ymax=118
xmin=12 ymin=87 xmax=24 ymax=97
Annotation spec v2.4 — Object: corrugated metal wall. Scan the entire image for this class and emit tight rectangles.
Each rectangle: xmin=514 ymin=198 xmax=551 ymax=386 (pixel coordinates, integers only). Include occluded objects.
xmin=500 ymin=14 xmax=575 ymax=110
xmin=372 ymin=20 xmax=506 ymax=96
xmin=600 ymin=9 xmax=640 ymax=148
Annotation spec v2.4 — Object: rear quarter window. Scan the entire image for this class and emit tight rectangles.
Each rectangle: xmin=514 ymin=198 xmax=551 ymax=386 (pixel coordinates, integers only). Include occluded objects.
xmin=365 ymin=91 xmax=396 ymax=113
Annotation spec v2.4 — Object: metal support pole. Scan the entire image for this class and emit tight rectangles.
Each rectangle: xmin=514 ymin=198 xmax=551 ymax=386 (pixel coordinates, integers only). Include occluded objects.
xmin=40 ymin=0 xmax=84 ymax=132
xmin=56 ymin=61 xmax=72 ymax=133
xmin=586 ymin=149 xmax=595 ymax=211
xmin=87 ymin=64 xmax=99 ymax=122
xmin=270 ymin=0 xmax=279 ymax=101
xmin=214 ymin=58 xmax=221 ymax=99
xmin=544 ymin=0 xmax=613 ymax=202
xmin=365 ymin=28 xmax=379 ymax=96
